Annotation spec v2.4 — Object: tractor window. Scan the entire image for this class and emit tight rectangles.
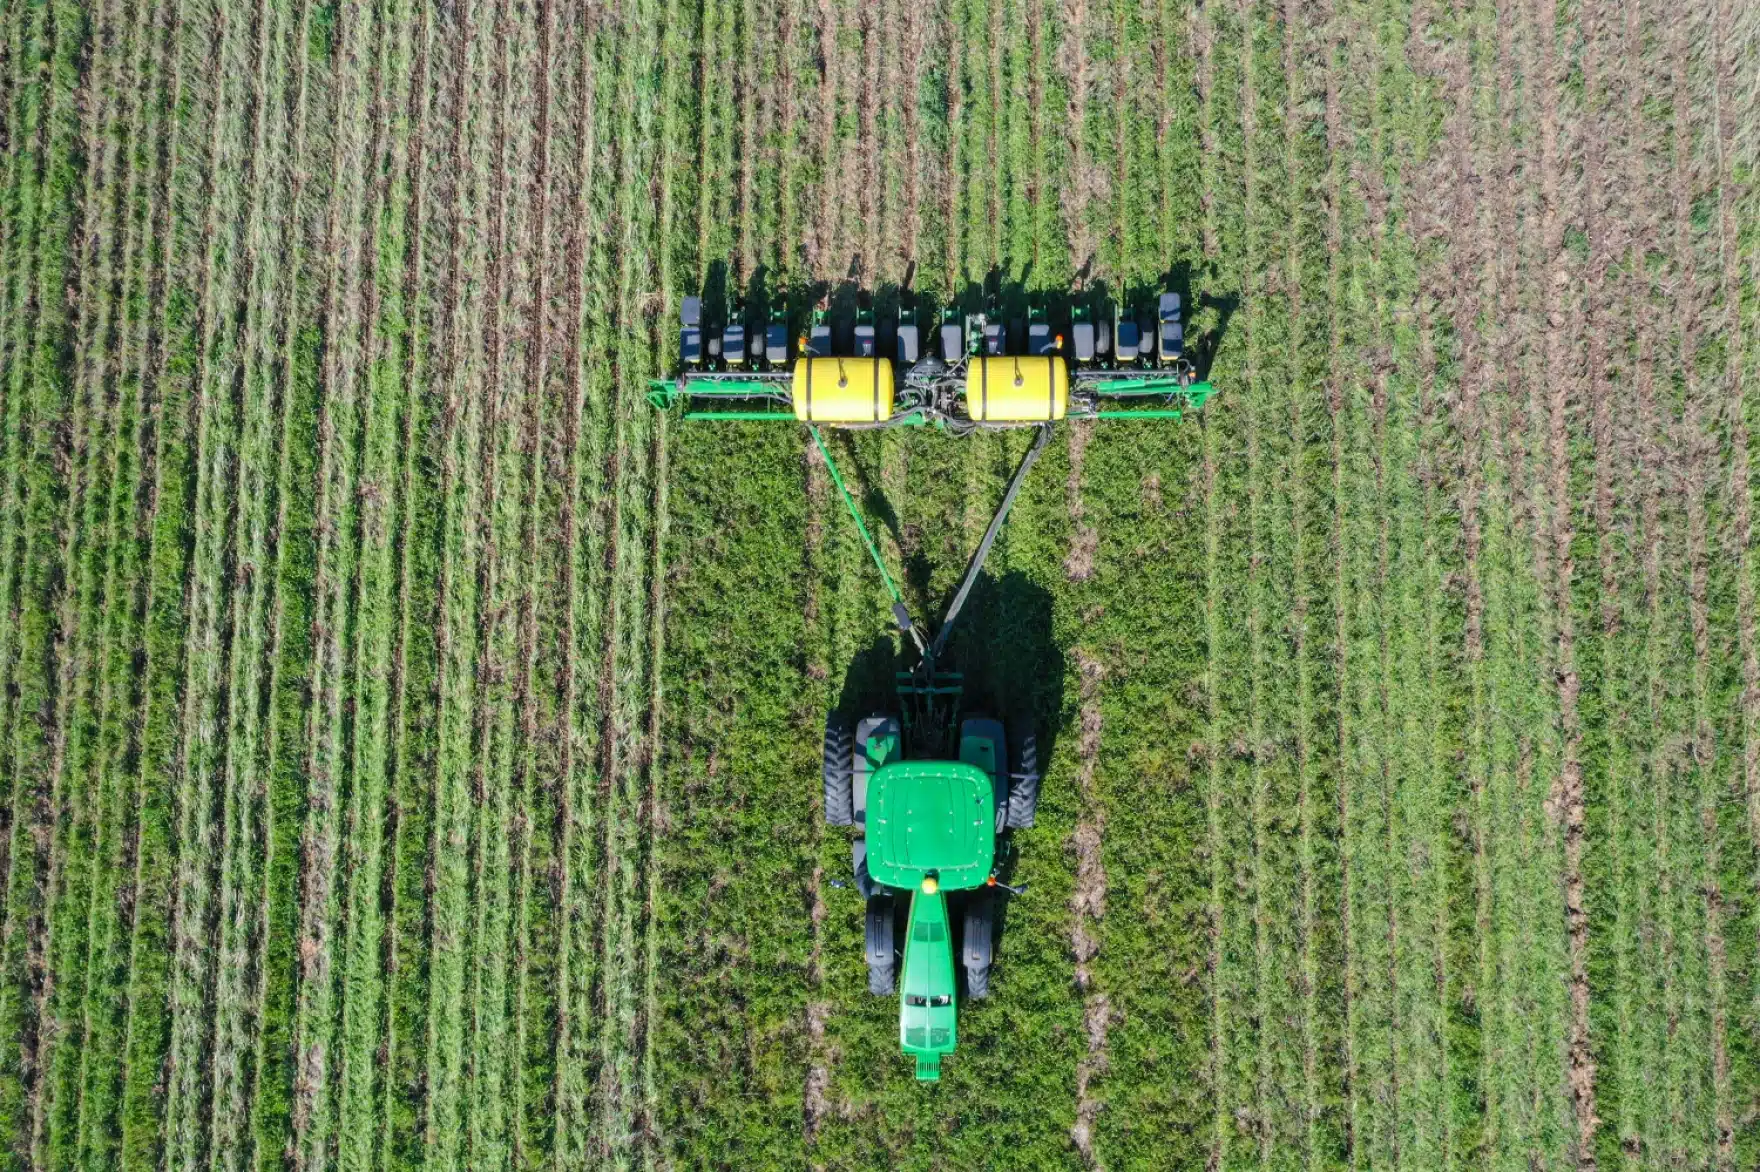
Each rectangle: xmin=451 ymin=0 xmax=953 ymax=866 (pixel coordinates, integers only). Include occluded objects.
xmin=905 ymin=995 xmax=928 ymax=1007
xmin=929 ymin=995 xmax=952 ymax=1007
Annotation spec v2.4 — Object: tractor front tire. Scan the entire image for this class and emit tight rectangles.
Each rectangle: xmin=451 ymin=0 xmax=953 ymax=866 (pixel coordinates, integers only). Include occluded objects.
xmin=866 ymin=895 xmax=896 ymax=995
xmin=962 ymin=892 xmax=994 ymax=1000
xmin=1006 ymin=722 xmax=1040 ymax=830
xmin=824 ymin=716 xmax=855 ymax=826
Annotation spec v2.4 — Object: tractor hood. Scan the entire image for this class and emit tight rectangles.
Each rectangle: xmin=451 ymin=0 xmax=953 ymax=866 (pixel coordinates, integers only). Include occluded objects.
xmin=865 ymin=761 xmax=995 ymax=891
xmin=899 ymin=889 xmax=958 ymax=1080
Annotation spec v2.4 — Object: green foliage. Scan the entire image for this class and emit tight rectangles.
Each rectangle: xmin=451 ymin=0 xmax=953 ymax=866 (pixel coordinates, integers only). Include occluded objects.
xmin=0 ymin=0 xmax=1756 ymax=1169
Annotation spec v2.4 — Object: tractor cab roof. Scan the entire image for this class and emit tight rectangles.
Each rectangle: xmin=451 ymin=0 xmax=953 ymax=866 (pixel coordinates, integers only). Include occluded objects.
xmin=865 ymin=761 xmax=995 ymax=892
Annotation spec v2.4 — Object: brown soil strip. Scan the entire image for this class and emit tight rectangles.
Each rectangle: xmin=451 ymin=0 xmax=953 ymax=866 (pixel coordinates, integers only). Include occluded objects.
xmin=505 ymin=0 xmax=554 ymax=1163
xmin=1663 ymin=4 xmax=1731 ymax=1159
xmin=294 ymin=0 xmax=381 ymax=1146
xmin=1710 ymin=0 xmax=1759 ymax=885
xmin=1525 ymin=0 xmax=1598 ymax=1156
xmin=777 ymin=0 xmax=797 ymax=263
xmin=28 ymin=0 xmax=136 ymax=1147
xmin=941 ymin=0 xmax=961 ymax=285
xmin=1069 ymin=650 xmax=1108 ymax=1169
xmin=550 ymin=3 xmax=599 ymax=1158
xmin=899 ymin=0 xmax=923 ymax=262
xmin=381 ymin=0 xmax=432 ymax=1152
xmin=1280 ymin=0 xmax=1320 ymax=1156
xmin=985 ymin=0 xmax=1002 ymax=267
xmin=738 ymin=0 xmax=757 ymax=274
xmin=1193 ymin=2 xmax=1226 ymax=1165
xmin=810 ymin=0 xmax=838 ymax=274
xmin=802 ymin=1000 xmax=831 ymax=1145
xmin=1319 ymin=1 xmax=1355 ymax=1158
xmin=242 ymin=0 xmax=318 ymax=1145
xmin=1064 ymin=422 xmax=1096 ymax=582
xmin=799 ymin=438 xmax=833 ymax=1143
xmin=858 ymin=0 xmax=879 ymax=275
xmin=1059 ymin=0 xmax=1089 ymax=270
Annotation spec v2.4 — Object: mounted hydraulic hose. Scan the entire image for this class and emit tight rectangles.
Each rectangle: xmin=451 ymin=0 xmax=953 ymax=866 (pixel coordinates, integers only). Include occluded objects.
xmin=808 ymin=421 xmax=1051 ymax=670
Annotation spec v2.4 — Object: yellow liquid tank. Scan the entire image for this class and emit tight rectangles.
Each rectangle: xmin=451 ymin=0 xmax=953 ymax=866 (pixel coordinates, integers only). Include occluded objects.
xmin=963 ymin=356 xmax=1069 ymax=422
xmin=792 ymin=358 xmax=895 ymax=423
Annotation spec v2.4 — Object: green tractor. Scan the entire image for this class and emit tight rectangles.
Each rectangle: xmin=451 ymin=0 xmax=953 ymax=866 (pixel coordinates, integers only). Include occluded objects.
xmin=651 ymin=278 xmax=1214 ymax=1081
xmin=823 ymin=714 xmax=1037 ymax=1080
xmin=816 ymin=423 xmax=1049 ymax=1082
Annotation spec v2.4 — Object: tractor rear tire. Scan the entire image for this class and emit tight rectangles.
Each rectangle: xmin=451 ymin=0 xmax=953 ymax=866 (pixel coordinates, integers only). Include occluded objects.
xmin=824 ymin=716 xmax=855 ymax=826
xmin=1006 ymin=722 xmax=1040 ymax=830
xmin=866 ymin=895 xmax=896 ymax=995
xmin=962 ymin=893 xmax=994 ymax=1000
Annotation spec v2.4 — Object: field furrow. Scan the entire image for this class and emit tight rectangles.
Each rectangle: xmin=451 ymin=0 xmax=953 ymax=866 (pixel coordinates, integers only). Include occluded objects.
xmin=1382 ymin=11 xmax=1457 ymax=1164
xmin=458 ymin=0 xmax=530 ymax=1162
xmin=1236 ymin=0 xmax=1311 ymax=1160
xmin=244 ymin=0 xmax=327 ymax=1155
xmin=0 ymin=0 xmax=87 ymax=1150
xmin=1346 ymin=23 xmax=1397 ymax=1157
xmin=287 ymin=0 xmax=379 ymax=1161
xmin=596 ymin=7 xmax=666 ymax=1161
xmin=112 ymin=0 xmax=219 ymax=1157
xmin=1193 ymin=0 xmax=1230 ymax=1161
xmin=1582 ymin=0 xmax=1644 ymax=1154
xmin=549 ymin=4 xmax=610 ymax=1163
xmin=158 ymin=0 xmax=271 ymax=1157
xmin=67 ymin=0 xmax=169 ymax=1156
xmin=419 ymin=0 xmax=492 ymax=1161
xmin=1712 ymin=0 xmax=1760 ymax=1145
xmin=504 ymin=0 xmax=561 ymax=1163
xmin=200 ymin=0 xmax=303 ymax=1157
xmin=1316 ymin=2 xmax=1363 ymax=1160
xmin=331 ymin=0 xmax=420 ymax=1162
xmin=1277 ymin=0 xmax=1337 ymax=1162
xmin=32 ymin=0 xmax=140 ymax=1159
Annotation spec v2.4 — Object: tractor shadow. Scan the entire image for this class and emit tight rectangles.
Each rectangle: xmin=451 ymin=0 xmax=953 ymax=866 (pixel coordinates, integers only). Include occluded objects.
xmin=829 ymin=569 xmax=1061 ymax=985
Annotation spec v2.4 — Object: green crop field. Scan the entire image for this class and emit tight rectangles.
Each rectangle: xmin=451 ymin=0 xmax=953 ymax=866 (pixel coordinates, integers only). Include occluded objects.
xmin=1 ymin=0 xmax=1758 ymax=1166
